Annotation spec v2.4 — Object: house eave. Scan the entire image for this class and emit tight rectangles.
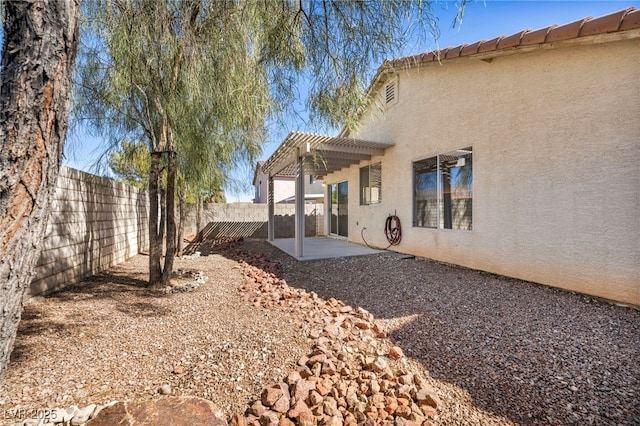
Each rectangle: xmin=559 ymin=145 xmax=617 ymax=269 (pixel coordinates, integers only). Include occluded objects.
xmin=340 ymin=8 xmax=640 ymax=138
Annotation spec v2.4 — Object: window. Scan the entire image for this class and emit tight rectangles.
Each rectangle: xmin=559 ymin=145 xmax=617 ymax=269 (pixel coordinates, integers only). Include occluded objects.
xmin=413 ymin=147 xmax=472 ymax=230
xmin=360 ymin=162 xmax=382 ymax=205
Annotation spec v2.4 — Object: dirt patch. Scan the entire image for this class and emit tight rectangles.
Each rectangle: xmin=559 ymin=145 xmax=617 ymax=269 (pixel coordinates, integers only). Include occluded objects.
xmin=1 ymin=238 xmax=638 ymax=425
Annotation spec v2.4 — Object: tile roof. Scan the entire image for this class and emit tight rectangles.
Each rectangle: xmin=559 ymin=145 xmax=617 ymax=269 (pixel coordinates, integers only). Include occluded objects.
xmin=388 ymin=7 xmax=639 ymax=68
xmin=338 ymin=8 xmax=639 ymax=139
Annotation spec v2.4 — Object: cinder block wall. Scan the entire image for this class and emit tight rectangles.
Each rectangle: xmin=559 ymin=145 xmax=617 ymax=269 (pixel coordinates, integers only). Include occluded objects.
xmin=30 ymin=166 xmax=149 ymax=296
xmin=29 ymin=168 xmax=325 ymax=295
xmin=186 ymin=203 xmax=325 ymax=239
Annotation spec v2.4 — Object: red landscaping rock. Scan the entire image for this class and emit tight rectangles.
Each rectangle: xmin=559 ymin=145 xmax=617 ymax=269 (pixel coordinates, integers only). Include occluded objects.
xmin=235 ymin=250 xmax=448 ymax=426
xmin=229 ymin=413 xmax=247 ymax=426
xmin=87 ymin=397 xmax=227 ymax=426
xmin=416 ymin=387 xmax=442 ymax=410
xmin=262 ymin=386 xmax=284 ymax=408
xmin=389 ymin=346 xmax=404 ymax=360
xmin=287 ymin=399 xmax=312 ymax=420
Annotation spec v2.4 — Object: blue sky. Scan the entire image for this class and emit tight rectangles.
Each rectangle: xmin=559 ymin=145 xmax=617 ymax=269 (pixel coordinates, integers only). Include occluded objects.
xmin=62 ymin=1 xmax=639 ymax=201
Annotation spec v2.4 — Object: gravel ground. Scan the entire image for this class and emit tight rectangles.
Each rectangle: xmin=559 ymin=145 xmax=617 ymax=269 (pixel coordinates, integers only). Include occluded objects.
xmin=0 ymin=242 xmax=312 ymax=420
xmin=0 ymin=238 xmax=638 ymax=425
xmin=259 ymin=241 xmax=640 ymax=425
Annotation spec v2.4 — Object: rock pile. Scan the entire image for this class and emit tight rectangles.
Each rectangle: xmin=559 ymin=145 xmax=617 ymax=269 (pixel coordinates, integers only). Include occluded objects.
xmin=233 ymin=251 xmax=441 ymax=426
xmin=161 ymin=269 xmax=209 ymax=294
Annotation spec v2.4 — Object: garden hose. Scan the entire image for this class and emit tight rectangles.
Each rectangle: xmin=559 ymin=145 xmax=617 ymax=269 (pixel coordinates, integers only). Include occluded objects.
xmin=361 ymin=213 xmax=402 ymax=250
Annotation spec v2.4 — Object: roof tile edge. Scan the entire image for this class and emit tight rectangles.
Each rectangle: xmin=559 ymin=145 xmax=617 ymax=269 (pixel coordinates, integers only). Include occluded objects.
xmin=389 ymin=7 xmax=639 ymax=68
xmin=340 ymin=7 xmax=639 ymax=138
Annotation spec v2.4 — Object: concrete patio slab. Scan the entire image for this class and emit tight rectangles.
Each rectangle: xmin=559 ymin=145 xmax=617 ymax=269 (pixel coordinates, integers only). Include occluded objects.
xmin=267 ymin=237 xmax=384 ymax=261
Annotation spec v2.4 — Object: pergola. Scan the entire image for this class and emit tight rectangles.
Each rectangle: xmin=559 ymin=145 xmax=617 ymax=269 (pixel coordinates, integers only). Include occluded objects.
xmin=261 ymin=131 xmax=394 ymax=258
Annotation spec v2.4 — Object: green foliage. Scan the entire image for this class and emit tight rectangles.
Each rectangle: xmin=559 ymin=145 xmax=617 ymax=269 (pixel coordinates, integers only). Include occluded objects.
xmin=73 ymin=1 xmax=461 ymax=283
xmin=108 ymin=140 xmax=150 ymax=188
xmin=75 ymin=0 xmax=452 ymax=183
xmin=75 ymin=0 xmax=272 ymax=195
xmin=253 ymin=0 xmax=442 ymax=130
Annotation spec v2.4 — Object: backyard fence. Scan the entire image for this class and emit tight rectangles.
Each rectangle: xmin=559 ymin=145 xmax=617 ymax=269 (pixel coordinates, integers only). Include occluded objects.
xmin=30 ymin=167 xmax=324 ymax=296
xmin=31 ymin=166 xmax=149 ymax=296
xmin=185 ymin=202 xmax=324 ymax=240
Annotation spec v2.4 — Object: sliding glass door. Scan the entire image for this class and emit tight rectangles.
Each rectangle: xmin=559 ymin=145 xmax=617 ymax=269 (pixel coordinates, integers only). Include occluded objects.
xmin=329 ymin=181 xmax=348 ymax=237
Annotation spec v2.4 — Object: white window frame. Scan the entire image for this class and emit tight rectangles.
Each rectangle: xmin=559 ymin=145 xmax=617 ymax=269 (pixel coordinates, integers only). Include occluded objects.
xmin=413 ymin=147 xmax=473 ymax=230
xmin=360 ymin=162 xmax=382 ymax=205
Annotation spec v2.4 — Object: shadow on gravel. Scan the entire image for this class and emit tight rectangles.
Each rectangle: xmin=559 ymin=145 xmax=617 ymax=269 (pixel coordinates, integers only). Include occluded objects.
xmin=10 ymin=305 xmax=59 ymax=364
xmin=209 ymin=238 xmax=640 ymax=426
xmin=12 ymin=268 xmax=169 ymax=366
xmin=46 ymin=269 xmax=153 ymax=302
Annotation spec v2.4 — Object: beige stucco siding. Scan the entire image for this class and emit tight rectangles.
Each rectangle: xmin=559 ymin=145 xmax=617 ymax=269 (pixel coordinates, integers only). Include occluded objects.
xmin=326 ymin=37 xmax=640 ymax=305
xmin=254 ymin=168 xmax=295 ymax=204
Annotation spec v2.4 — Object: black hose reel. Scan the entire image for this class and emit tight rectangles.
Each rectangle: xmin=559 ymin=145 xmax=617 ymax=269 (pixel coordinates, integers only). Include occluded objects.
xmin=361 ymin=212 xmax=402 ymax=250
xmin=384 ymin=213 xmax=402 ymax=246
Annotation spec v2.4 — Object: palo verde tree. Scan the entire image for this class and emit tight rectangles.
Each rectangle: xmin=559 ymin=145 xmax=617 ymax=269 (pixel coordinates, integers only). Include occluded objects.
xmin=108 ymin=135 xmax=226 ymax=254
xmin=75 ymin=0 xmax=454 ymax=288
xmin=108 ymin=140 xmax=151 ymax=189
xmin=76 ymin=0 xmax=270 ymax=287
xmin=0 ymin=0 xmax=80 ymax=382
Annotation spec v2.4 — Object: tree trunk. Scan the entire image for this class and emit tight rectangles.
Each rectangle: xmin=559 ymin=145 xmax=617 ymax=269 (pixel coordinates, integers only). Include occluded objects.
xmin=176 ymin=183 xmax=186 ymax=257
xmin=161 ymin=151 xmax=177 ymax=286
xmin=149 ymin=114 xmax=176 ymax=289
xmin=159 ymin=176 xmax=166 ymax=254
xmin=148 ymin=152 xmax=163 ymax=287
xmin=0 ymin=0 xmax=79 ymax=384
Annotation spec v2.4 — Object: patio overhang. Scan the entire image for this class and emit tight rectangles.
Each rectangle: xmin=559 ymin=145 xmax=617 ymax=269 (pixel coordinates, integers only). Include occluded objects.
xmin=262 ymin=131 xmax=394 ymax=178
xmin=262 ymin=131 xmax=394 ymax=258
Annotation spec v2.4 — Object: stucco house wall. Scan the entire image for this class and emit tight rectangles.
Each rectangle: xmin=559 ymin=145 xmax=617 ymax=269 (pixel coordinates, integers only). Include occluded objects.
xmin=273 ymin=177 xmax=296 ymax=204
xmin=254 ymin=162 xmax=324 ymax=204
xmin=253 ymin=164 xmax=296 ymax=203
xmin=324 ymin=34 xmax=640 ymax=305
xmin=253 ymin=169 xmax=269 ymax=203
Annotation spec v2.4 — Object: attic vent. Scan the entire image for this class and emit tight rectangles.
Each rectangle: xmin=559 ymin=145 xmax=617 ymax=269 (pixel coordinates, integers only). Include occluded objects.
xmin=384 ymin=78 xmax=398 ymax=107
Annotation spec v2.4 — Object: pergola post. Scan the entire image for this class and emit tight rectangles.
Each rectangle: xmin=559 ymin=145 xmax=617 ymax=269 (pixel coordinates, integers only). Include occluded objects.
xmin=260 ymin=132 xmax=394 ymax=257
xmin=325 ymin=183 xmax=330 ymax=237
xmin=294 ymin=148 xmax=305 ymax=257
xmin=267 ymin=175 xmax=275 ymax=241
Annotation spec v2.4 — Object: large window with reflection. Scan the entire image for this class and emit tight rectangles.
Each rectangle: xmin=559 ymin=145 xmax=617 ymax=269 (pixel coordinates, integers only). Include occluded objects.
xmin=413 ymin=147 xmax=473 ymax=230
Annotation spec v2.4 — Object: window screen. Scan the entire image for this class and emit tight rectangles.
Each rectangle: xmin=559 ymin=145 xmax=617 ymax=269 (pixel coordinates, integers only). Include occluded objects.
xmin=414 ymin=147 xmax=472 ymax=230
xmin=360 ymin=162 xmax=382 ymax=205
